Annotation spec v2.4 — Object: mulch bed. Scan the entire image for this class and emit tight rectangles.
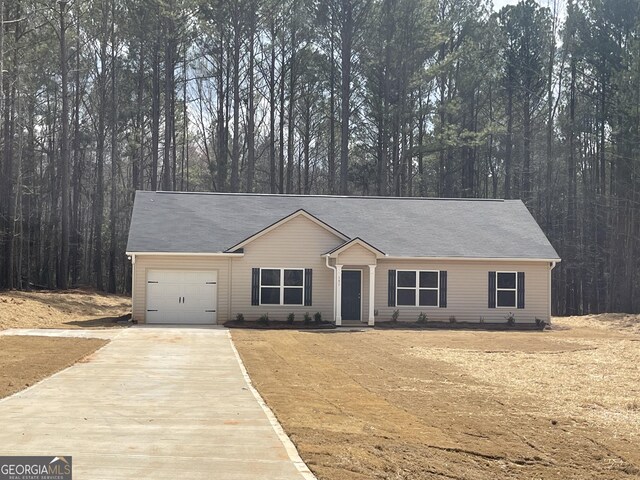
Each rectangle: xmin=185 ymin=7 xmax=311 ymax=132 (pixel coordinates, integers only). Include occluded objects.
xmin=374 ymin=321 xmax=547 ymax=331
xmin=224 ymin=320 xmax=337 ymax=330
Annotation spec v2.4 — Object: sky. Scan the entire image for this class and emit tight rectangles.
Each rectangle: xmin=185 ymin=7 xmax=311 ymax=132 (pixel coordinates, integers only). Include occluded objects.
xmin=491 ymin=0 xmax=564 ymax=11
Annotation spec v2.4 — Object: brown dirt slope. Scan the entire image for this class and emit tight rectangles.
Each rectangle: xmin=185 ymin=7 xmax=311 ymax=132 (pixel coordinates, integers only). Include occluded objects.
xmin=0 ymin=336 xmax=108 ymax=399
xmin=232 ymin=315 xmax=640 ymax=480
xmin=0 ymin=290 xmax=131 ymax=330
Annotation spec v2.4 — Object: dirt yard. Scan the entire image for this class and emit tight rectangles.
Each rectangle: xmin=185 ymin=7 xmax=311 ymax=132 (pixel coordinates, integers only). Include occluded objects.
xmin=0 ymin=290 xmax=131 ymax=330
xmin=0 ymin=336 xmax=108 ymax=399
xmin=232 ymin=315 xmax=640 ymax=480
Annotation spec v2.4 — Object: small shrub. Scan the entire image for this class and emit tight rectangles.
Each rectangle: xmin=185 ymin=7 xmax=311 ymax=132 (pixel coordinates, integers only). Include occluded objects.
xmin=313 ymin=311 xmax=322 ymax=324
xmin=506 ymin=312 xmax=516 ymax=326
xmin=391 ymin=309 xmax=400 ymax=323
xmin=535 ymin=317 xmax=546 ymax=328
xmin=448 ymin=315 xmax=457 ymax=323
xmin=287 ymin=312 xmax=295 ymax=325
xmin=303 ymin=312 xmax=312 ymax=325
xmin=258 ymin=313 xmax=270 ymax=326
xmin=235 ymin=313 xmax=245 ymax=323
xmin=417 ymin=312 xmax=428 ymax=324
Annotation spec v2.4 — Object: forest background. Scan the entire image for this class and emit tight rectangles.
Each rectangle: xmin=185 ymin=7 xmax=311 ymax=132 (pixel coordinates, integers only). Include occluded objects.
xmin=0 ymin=0 xmax=639 ymax=315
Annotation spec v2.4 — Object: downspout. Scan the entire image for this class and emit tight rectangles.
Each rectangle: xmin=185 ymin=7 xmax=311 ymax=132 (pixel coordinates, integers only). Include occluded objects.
xmin=549 ymin=261 xmax=557 ymax=324
xmin=325 ymin=255 xmax=337 ymax=323
xmin=130 ymin=254 xmax=136 ymax=321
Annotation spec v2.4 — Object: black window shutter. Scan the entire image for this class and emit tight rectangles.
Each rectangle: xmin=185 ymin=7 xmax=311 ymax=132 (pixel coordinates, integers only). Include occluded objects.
xmin=388 ymin=269 xmax=396 ymax=307
xmin=439 ymin=271 xmax=447 ymax=308
xmin=304 ymin=269 xmax=313 ymax=306
xmin=488 ymin=271 xmax=496 ymax=308
xmin=251 ymin=268 xmax=260 ymax=306
xmin=517 ymin=272 xmax=525 ymax=309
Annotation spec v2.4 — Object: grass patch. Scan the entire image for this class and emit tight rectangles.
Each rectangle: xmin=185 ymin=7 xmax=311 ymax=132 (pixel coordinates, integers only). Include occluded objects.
xmin=231 ymin=317 xmax=640 ymax=480
xmin=0 ymin=336 xmax=108 ymax=399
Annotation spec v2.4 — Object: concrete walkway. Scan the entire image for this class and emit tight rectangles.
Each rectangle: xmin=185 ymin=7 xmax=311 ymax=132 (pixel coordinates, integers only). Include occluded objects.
xmin=0 ymin=327 xmax=312 ymax=479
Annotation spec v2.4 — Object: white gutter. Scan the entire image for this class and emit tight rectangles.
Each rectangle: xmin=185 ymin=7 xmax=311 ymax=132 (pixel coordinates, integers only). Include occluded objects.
xmin=126 ymin=252 xmax=244 ymax=257
xmin=325 ymin=255 xmax=338 ymax=324
xmin=382 ymin=256 xmax=561 ymax=263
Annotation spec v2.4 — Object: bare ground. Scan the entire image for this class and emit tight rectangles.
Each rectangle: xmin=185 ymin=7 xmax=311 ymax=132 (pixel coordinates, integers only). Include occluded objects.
xmin=0 ymin=336 xmax=109 ymax=399
xmin=0 ymin=289 xmax=131 ymax=330
xmin=231 ymin=315 xmax=640 ymax=480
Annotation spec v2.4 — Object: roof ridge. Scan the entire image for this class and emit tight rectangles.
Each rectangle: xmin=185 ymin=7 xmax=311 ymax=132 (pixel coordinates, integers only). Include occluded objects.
xmin=142 ymin=190 xmax=507 ymax=202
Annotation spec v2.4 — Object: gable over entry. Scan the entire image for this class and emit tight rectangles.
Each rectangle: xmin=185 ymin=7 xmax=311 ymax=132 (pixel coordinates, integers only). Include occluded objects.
xmin=324 ymin=238 xmax=386 ymax=326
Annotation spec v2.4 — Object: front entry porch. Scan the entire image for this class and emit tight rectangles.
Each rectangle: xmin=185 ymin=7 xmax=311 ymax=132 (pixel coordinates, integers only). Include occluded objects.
xmin=324 ymin=237 xmax=386 ymax=326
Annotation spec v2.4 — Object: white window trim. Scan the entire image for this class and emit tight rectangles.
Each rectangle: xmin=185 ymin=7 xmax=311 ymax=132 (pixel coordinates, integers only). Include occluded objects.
xmin=396 ymin=270 xmax=439 ymax=307
xmin=496 ymin=271 xmax=518 ymax=308
xmin=259 ymin=268 xmax=305 ymax=306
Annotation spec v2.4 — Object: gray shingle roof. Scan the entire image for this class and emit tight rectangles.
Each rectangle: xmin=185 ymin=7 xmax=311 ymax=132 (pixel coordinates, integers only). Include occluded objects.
xmin=126 ymin=191 xmax=560 ymax=260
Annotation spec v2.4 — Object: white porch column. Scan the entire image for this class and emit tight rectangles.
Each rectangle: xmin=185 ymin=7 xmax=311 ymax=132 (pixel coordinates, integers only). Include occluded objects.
xmin=335 ymin=265 xmax=343 ymax=326
xmin=368 ymin=265 xmax=376 ymax=325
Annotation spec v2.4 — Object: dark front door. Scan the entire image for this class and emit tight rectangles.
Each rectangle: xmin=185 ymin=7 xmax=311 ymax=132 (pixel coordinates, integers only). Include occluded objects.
xmin=341 ymin=270 xmax=362 ymax=321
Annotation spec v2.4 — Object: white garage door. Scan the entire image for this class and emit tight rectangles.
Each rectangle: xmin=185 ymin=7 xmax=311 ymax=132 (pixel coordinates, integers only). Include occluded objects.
xmin=146 ymin=270 xmax=217 ymax=324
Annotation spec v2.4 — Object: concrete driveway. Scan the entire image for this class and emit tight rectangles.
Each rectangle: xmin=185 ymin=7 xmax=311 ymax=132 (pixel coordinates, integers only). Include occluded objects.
xmin=0 ymin=327 xmax=313 ymax=480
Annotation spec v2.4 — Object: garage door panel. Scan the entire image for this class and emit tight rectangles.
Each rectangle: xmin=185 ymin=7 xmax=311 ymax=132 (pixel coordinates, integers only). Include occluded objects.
xmin=147 ymin=282 xmax=182 ymax=323
xmin=146 ymin=270 xmax=217 ymax=324
xmin=182 ymin=271 xmax=217 ymax=285
xmin=182 ymin=283 xmax=217 ymax=324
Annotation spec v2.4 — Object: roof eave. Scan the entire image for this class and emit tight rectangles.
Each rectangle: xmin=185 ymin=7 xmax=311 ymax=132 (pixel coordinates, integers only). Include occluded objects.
xmin=125 ymin=251 xmax=245 ymax=257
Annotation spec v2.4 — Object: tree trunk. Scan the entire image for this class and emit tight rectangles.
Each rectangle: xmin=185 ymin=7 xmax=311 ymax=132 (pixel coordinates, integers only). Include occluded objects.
xmin=286 ymin=19 xmax=297 ymax=194
xmin=504 ymin=83 xmax=513 ymax=199
xmin=230 ymin=15 xmax=241 ymax=192
xmin=339 ymin=0 xmax=353 ymax=195
xmin=59 ymin=1 xmax=70 ymax=289
xmin=151 ymin=15 xmax=161 ymax=191
xmin=216 ymin=29 xmax=227 ymax=191
xmin=246 ymin=25 xmax=255 ymax=192
xmin=328 ymin=23 xmax=336 ymax=194
xmin=70 ymin=1 xmax=83 ymax=286
xmin=93 ymin=1 xmax=108 ymax=291
xmin=278 ymin=35 xmax=285 ymax=193
xmin=522 ymin=93 xmax=531 ymax=202
xmin=134 ymin=39 xmax=144 ymax=193
xmin=268 ymin=20 xmax=277 ymax=193
xmin=108 ymin=5 xmax=118 ymax=294
xmin=162 ymin=4 xmax=175 ymax=191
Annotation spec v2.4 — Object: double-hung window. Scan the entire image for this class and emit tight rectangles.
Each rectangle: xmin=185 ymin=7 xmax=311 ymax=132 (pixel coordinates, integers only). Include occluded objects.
xmin=496 ymin=272 xmax=517 ymax=308
xmin=260 ymin=268 xmax=304 ymax=305
xmin=396 ymin=270 xmax=439 ymax=307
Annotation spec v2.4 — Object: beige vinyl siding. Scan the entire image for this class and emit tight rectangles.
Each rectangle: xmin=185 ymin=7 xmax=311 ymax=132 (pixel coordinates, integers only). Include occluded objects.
xmin=130 ymin=224 xmax=552 ymax=326
xmin=132 ymin=255 xmax=231 ymax=323
xmin=375 ymin=259 xmax=551 ymax=324
xmin=231 ymin=214 xmax=344 ymax=322
xmin=336 ymin=244 xmax=377 ymax=265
